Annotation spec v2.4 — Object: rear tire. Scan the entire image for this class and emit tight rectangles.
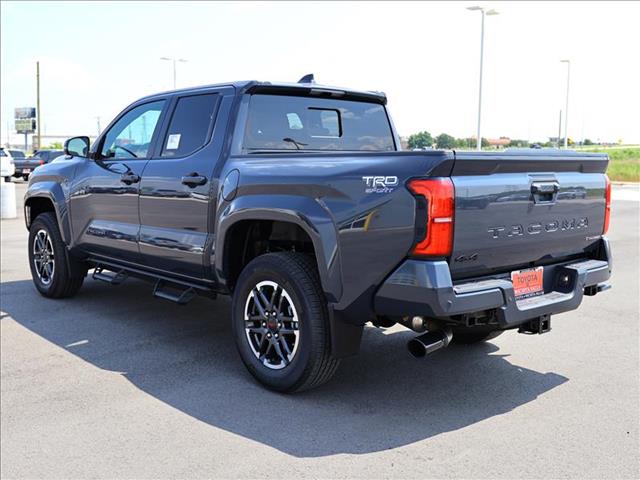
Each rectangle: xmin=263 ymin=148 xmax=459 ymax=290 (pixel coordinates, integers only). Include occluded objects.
xmin=28 ymin=212 xmax=86 ymax=298
xmin=22 ymin=174 xmax=29 ymax=181
xmin=451 ymin=328 xmax=503 ymax=345
xmin=232 ymin=252 xmax=340 ymax=392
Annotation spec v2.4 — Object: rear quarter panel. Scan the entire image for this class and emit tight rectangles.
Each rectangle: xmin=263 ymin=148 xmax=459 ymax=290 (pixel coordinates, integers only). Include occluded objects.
xmin=216 ymin=151 xmax=453 ymax=319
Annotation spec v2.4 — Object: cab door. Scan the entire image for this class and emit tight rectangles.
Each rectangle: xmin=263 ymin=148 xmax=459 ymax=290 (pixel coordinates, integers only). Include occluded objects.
xmin=138 ymin=87 xmax=232 ymax=280
xmin=69 ymin=99 xmax=167 ymax=263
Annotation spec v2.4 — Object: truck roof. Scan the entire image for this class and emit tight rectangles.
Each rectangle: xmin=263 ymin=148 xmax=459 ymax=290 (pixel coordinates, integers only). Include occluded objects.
xmin=138 ymin=80 xmax=387 ymax=104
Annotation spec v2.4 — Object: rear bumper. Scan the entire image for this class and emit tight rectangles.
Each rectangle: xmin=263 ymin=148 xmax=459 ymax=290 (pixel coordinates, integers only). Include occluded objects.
xmin=374 ymin=238 xmax=612 ymax=328
xmin=13 ymin=163 xmax=37 ymax=175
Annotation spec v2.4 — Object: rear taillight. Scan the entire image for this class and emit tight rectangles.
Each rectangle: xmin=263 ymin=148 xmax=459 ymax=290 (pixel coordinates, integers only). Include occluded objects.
xmin=603 ymin=175 xmax=611 ymax=234
xmin=408 ymin=178 xmax=454 ymax=256
xmin=39 ymin=160 xmax=44 ymax=165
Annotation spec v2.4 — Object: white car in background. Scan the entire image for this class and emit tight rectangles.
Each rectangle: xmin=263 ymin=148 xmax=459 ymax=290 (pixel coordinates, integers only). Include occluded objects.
xmin=1 ymin=148 xmax=16 ymax=182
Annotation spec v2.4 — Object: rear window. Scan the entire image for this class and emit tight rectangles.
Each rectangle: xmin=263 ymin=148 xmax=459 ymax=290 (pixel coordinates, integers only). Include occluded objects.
xmin=243 ymin=94 xmax=395 ymax=152
xmin=9 ymin=150 xmax=25 ymax=158
xmin=161 ymin=93 xmax=219 ymax=158
xmin=0 ymin=150 xmax=6 ymax=157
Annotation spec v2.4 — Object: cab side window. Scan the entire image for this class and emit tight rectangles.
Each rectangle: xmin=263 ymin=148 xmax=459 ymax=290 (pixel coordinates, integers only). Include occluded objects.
xmin=161 ymin=94 xmax=218 ymax=158
xmin=100 ymin=100 xmax=165 ymax=159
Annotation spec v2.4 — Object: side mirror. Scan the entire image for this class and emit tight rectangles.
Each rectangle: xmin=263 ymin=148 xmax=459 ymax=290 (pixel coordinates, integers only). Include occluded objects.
xmin=64 ymin=136 xmax=90 ymax=157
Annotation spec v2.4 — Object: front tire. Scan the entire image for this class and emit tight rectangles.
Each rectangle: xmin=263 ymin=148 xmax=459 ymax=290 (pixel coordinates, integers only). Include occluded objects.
xmin=28 ymin=212 xmax=86 ymax=298
xmin=232 ymin=252 xmax=339 ymax=393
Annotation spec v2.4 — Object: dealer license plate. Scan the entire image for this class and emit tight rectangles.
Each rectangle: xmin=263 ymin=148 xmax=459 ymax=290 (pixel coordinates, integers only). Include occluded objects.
xmin=511 ymin=266 xmax=544 ymax=299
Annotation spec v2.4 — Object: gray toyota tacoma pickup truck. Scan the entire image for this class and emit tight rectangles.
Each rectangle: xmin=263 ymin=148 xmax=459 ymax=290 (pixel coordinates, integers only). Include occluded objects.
xmin=24 ymin=77 xmax=612 ymax=392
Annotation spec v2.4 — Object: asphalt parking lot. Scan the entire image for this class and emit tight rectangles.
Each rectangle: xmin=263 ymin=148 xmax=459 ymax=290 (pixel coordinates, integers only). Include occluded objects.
xmin=1 ymin=181 xmax=638 ymax=479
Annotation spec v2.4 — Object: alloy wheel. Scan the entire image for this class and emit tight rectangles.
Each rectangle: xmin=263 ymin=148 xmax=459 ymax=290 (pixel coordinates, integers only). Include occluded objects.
xmin=244 ymin=280 xmax=300 ymax=370
xmin=33 ymin=229 xmax=55 ymax=285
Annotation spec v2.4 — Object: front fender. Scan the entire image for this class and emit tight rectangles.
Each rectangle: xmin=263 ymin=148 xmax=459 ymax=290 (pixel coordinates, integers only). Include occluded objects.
xmin=24 ymin=181 xmax=71 ymax=245
xmin=215 ymin=194 xmax=342 ymax=302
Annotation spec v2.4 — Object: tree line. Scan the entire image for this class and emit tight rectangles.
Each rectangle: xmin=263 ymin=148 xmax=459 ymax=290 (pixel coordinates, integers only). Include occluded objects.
xmin=407 ymin=131 xmax=594 ymax=149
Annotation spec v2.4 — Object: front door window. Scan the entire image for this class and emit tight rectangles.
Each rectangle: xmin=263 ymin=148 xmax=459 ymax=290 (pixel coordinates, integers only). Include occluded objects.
xmin=100 ymin=100 xmax=165 ymax=159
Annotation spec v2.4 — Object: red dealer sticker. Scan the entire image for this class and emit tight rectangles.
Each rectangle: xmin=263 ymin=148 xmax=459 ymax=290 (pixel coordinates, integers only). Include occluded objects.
xmin=511 ymin=266 xmax=544 ymax=299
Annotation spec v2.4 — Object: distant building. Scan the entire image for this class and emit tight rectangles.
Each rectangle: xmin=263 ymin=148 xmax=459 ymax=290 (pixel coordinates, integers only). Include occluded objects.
xmin=487 ymin=137 xmax=511 ymax=147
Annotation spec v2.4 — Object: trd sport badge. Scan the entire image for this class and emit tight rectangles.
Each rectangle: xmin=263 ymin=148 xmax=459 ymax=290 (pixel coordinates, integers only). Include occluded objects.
xmin=362 ymin=176 xmax=398 ymax=193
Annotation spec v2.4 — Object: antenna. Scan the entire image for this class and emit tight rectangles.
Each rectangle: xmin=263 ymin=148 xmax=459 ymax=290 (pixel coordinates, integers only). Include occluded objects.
xmin=297 ymin=73 xmax=315 ymax=84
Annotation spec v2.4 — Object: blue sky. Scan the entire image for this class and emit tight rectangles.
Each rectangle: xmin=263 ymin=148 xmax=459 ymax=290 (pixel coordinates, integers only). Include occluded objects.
xmin=1 ymin=1 xmax=639 ymax=144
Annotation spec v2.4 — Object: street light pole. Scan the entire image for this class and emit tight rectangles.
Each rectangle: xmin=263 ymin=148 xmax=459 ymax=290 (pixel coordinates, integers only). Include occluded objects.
xmin=467 ymin=6 xmax=498 ymax=151
xmin=160 ymin=57 xmax=188 ymax=89
xmin=477 ymin=10 xmax=485 ymax=151
xmin=561 ymin=59 xmax=571 ymax=148
xmin=36 ymin=61 xmax=41 ymax=152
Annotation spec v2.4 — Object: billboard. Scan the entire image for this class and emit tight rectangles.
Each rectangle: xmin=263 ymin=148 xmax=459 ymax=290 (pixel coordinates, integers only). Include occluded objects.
xmin=14 ymin=107 xmax=37 ymax=134
xmin=15 ymin=118 xmax=36 ymax=134
xmin=15 ymin=107 xmax=36 ymax=120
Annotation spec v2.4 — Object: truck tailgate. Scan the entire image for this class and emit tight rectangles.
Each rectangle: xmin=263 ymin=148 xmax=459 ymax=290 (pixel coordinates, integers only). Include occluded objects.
xmin=449 ymin=151 xmax=609 ymax=280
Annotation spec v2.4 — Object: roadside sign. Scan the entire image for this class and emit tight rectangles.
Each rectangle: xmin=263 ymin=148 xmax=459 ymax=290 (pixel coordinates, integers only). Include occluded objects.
xmin=15 ymin=107 xmax=37 ymax=134
xmin=15 ymin=118 xmax=36 ymax=134
xmin=15 ymin=107 xmax=36 ymax=119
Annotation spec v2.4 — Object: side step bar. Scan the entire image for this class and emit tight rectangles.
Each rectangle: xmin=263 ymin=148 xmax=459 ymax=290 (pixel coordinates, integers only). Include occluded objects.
xmin=88 ymin=259 xmax=216 ymax=305
xmin=153 ymin=280 xmax=197 ymax=305
xmin=93 ymin=266 xmax=128 ymax=285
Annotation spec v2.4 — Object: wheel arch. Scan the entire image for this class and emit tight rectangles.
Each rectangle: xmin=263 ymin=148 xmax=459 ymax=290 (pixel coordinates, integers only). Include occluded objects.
xmin=215 ymin=195 xmax=343 ymax=303
xmin=24 ymin=186 xmax=71 ymax=246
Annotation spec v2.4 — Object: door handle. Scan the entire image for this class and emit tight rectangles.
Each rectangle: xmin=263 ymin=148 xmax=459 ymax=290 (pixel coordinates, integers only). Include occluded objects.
xmin=120 ymin=172 xmax=140 ymax=185
xmin=181 ymin=172 xmax=207 ymax=187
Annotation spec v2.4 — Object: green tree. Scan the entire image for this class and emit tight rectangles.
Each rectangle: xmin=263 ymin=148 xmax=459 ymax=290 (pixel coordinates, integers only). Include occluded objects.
xmin=583 ymin=138 xmax=594 ymax=145
xmin=508 ymin=139 xmax=529 ymax=148
xmin=47 ymin=142 xmax=63 ymax=149
xmin=407 ymin=131 xmax=433 ymax=149
xmin=436 ymin=133 xmax=456 ymax=149
xmin=454 ymin=137 xmax=468 ymax=149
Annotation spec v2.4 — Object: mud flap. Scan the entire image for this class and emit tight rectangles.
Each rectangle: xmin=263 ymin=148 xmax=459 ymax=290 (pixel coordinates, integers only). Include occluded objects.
xmin=328 ymin=307 xmax=364 ymax=358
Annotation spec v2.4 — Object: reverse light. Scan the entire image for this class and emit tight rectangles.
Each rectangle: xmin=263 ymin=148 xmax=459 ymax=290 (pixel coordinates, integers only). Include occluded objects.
xmin=603 ymin=175 xmax=611 ymax=234
xmin=408 ymin=178 xmax=455 ymax=256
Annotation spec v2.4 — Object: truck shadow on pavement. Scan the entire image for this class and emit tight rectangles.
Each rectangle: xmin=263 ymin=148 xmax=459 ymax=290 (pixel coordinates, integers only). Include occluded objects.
xmin=1 ymin=277 xmax=568 ymax=458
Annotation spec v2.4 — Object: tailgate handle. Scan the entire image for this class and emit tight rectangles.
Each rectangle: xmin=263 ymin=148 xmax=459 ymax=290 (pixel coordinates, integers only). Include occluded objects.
xmin=531 ymin=182 xmax=559 ymax=203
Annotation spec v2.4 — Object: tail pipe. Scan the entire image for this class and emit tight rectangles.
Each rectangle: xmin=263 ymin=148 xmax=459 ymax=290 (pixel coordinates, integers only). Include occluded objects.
xmin=407 ymin=327 xmax=453 ymax=358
